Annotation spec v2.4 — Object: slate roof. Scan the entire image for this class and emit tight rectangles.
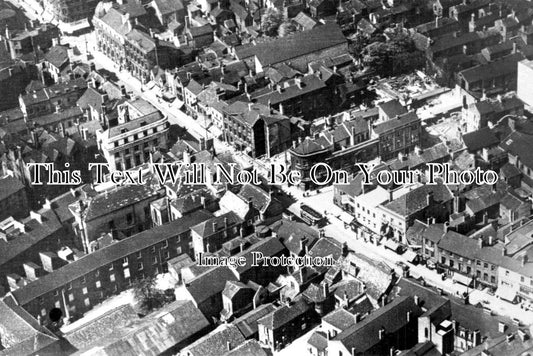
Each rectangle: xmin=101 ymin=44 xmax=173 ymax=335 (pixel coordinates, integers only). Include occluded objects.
xmin=33 ymin=107 xmax=83 ymax=127
xmin=257 ymin=297 xmax=312 ymax=329
xmin=382 ymin=182 xmax=452 ymax=217
xmin=181 ymin=324 xmax=245 ymax=356
xmin=238 ymin=184 xmax=271 ymax=214
xmin=232 ymin=303 xmax=277 ymax=338
xmin=11 ymin=210 xmax=212 ymax=305
xmin=373 ymin=111 xmax=420 ymax=135
xmin=82 ymin=185 xmax=162 ymax=221
xmin=290 ymin=136 xmax=331 ymax=156
xmin=500 ymin=130 xmax=533 ymax=170
xmin=0 ymin=209 xmax=63 ymax=269
xmin=322 ymin=308 xmax=357 ymax=331
xmin=253 ymin=75 xmax=327 ymax=106
xmin=107 ymin=111 xmax=165 ymax=138
xmin=332 ymin=296 xmax=422 ymax=352
xmin=186 ymin=266 xmax=238 ymax=305
xmin=0 ymin=176 xmax=24 ymax=201
xmin=459 ymin=53 xmax=524 ymax=84
xmin=463 ymin=127 xmax=502 ymax=152
xmin=308 ymin=237 xmax=345 ymax=260
xmin=190 ymin=211 xmax=242 ymax=238
xmin=20 ymin=78 xmax=87 ymax=106
xmin=232 ymin=236 xmax=287 ymax=274
xmin=378 ymin=100 xmax=407 ymax=118
xmin=307 ymin=331 xmax=328 ymax=351
xmin=44 ymin=45 xmax=69 ymax=69
xmin=234 ymin=23 xmax=346 ymax=66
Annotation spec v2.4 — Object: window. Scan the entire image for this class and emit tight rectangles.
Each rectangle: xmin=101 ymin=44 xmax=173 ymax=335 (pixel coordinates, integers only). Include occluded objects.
xmin=41 ymin=308 xmax=46 ymax=317
xmin=68 ymin=293 xmax=74 ymax=302
xmin=484 ymin=263 xmax=488 ymax=269
xmin=82 ymin=287 xmax=88 ymax=295
xmin=177 ymin=246 xmax=182 ymax=255
xmin=137 ymin=251 xmax=142 ymax=259
xmin=138 ymin=262 xmax=144 ymax=271
xmin=110 ymin=274 xmax=115 ymax=282
xmin=123 ymin=257 xmax=129 ymax=266
xmin=81 ymin=276 xmax=86 ymax=284
xmin=153 ymin=256 xmax=158 ymax=264
xmin=522 ymin=276 xmax=525 ymax=282
xmin=151 ymin=246 xmax=156 ymax=253
xmin=126 ymin=213 xmax=133 ymax=224
xmin=67 ymin=283 xmax=72 ymax=290
xmin=96 ymin=280 xmax=101 ymax=288
xmin=124 ymin=268 xmax=130 ymax=279
xmin=109 ymin=264 xmax=114 ymax=271
xmin=163 ymin=240 xmax=168 ymax=248
xmin=53 ymin=290 xmax=59 ymax=296
xmin=55 ymin=301 xmax=61 ymax=308
xmin=84 ymin=298 xmax=90 ymax=307
xmin=95 ymin=270 xmax=100 ymax=277
xmin=164 ymin=251 xmax=170 ymax=260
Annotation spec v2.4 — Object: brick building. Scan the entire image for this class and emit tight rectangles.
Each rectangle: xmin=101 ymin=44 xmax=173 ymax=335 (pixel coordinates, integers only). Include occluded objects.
xmin=8 ymin=210 xmax=212 ymax=326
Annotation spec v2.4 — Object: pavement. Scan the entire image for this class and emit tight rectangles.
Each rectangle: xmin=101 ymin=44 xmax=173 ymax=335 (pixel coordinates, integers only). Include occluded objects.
xmin=283 ymin=185 xmax=533 ymax=325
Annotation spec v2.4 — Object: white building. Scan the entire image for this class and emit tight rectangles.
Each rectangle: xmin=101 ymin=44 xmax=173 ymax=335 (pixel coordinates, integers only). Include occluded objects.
xmin=96 ymin=98 xmax=169 ymax=170
xmin=517 ymin=59 xmax=533 ymax=107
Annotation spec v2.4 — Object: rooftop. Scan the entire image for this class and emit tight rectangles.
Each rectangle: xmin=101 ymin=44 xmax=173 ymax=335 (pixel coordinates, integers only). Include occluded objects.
xmin=11 ymin=210 xmax=212 ymax=305
xmin=234 ymin=23 xmax=346 ymax=67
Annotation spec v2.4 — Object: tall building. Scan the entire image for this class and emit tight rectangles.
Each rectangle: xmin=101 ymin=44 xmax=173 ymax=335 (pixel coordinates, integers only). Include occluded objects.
xmin=96 ymin=98 xmax=169 ymax=171
xmin=517 ymin=59 xmax=533 ymax=107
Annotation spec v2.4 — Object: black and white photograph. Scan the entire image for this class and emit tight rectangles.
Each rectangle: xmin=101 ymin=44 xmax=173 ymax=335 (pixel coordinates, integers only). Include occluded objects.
xmin=0 ymin=0 xmax=532 ymax=354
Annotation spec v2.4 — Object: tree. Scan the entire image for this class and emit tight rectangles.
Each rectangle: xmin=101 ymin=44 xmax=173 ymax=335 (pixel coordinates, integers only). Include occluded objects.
xmin=361 ymin=28 xmax=425 ymax=77
xmin=261 ymin=8 xmax=283 ymax=37
xmin=278 ymin=20 xmax=297 ymax=37
xmin=132 ymin=276 xmax=172 ymax=315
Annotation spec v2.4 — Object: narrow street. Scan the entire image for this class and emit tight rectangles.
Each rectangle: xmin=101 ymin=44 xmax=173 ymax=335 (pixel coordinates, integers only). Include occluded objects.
xmin=284 ymin=185 xmax=533 ymax=325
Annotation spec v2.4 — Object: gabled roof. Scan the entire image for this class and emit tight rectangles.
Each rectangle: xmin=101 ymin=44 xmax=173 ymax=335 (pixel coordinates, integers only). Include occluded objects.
xmin=190 ymin=211 xmax=242 ymax=238
xmin=373 ymin=112 xmax=420 ymax=135
xmin=11 ymin=210 xmax=212 ymax=305
xmin=257 ymin=297 xmax=312 ymax=329
xmin=44 ymin=45 xmax=69 ymax=69
xmin=459 ymin=53 xmax=525 ymax=84
xmin=322 ymin=308 xmax=357 ymax=331
xmin=332 ymin=296 xmax=422 ymax=353
xmin=232 ymin=303 xmax=277 ymax=338
xmin=152 ymin=0 xmax=184 ymax=15
xmin=238 ymin=184 xmax=271 ymax=214
xmin=82 ymin=185 xmax=162 ymax=221
xmin=463 ymin=127 xmax=500 ymax=152
xmin=500 ymin=130 xmax=533 ymax=170
xmin=378 ymin=99 xmax=407 ymax=118
xmin=185 ymin=266 xmax=238 ymax=304
xmin=235 ymin=23 xmax=346 ymax=66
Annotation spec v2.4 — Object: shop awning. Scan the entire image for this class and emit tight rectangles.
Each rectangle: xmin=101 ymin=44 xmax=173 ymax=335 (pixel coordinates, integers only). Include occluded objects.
xmin=452 ymin=273 xmax=473 ymax=286
xmin=403 ymin=250 xmax=418 ymax=263
xmin=384 ymin=239 xmax=400 ymax=251
xmin=496 ymin=285 xmax=517 ymax=302
xmin=339 ymin=212 xmax=355 ymax=225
